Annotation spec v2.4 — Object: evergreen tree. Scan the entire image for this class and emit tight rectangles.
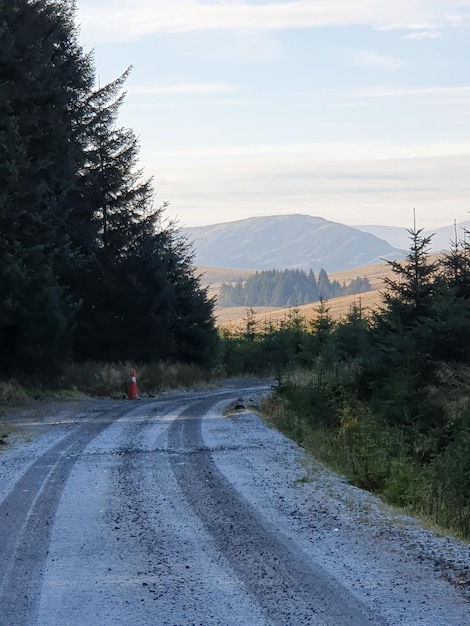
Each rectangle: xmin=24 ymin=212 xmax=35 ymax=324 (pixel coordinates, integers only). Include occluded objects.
xmin=439 ymin=230 xmax=470 ymax=300
xmin=308 ymin=299 xmax=336 ymax=363
xmin=150 ymin=225 xmax=218 ymax=367
xmin=380 ymin=227 xmax=438 ymax=327
xmin=81 ymin=68 xmax=153 ymax=256
xmin=335 ymin=300 xmax=370 ymax=360
xmin=423 ymin=231 xmax=470 ymax=364
xmin=363 ymin=228 xmax=443 ymax=434
xmin=0 ymin=0 xmax=218 ymax=375
xmin=70 ymin=71 xmax=216 ymax=365
xmin=217 ymin=267 xmax=364 ymax=307
xmin=317 ymin=268 xmax=331 ymax=300
xmin=70 ymin=68 xmax=159 ymax=360
xmin=0 ymin=0 xmax=92 ymax=376
xmin=71 ymin=70 xmax=218 ymax=366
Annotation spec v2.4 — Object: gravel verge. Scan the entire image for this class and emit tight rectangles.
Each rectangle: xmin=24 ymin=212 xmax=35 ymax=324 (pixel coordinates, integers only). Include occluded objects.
xmin=202 ymin=397 xmax=470 ymax=625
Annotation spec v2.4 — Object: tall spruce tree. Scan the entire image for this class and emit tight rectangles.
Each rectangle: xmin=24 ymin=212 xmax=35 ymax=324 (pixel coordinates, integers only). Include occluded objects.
xmin=0 ymin=0 xmax=92 ymax=376
xmin=363 ymin=228 xmax=443 ymax=432
xmin=379 ymin=227 xmax=438 ymax=327
xmin=71 ymin=69 xmax=218 ymax=366
xmin=439 ymin=230 xmax=470 ymax=300
xmin=70 ymin=68 xmax=157 ymax=360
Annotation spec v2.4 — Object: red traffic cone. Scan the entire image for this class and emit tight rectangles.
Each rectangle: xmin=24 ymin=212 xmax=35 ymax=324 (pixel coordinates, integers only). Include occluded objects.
xmin=128 ymin=368 xmax=138 ymax=399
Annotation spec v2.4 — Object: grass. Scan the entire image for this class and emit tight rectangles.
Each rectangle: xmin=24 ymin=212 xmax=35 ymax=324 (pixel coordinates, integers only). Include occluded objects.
xmin=260 ymin=377 xmax=470 ymax=542
xmin=0 ymin=360 xmax=214 ymax=406
xmin=205 ymin=256 xmax=447 ymax=328
xmin=198 ymin=260 xmax=393 ymax=327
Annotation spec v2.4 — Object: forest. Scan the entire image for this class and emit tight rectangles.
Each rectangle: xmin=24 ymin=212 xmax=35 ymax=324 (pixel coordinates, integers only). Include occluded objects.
xmin=217 ymin=268 xmax=371 ymax=307
xmin=0 ymin=0 xmax=218 ymax=380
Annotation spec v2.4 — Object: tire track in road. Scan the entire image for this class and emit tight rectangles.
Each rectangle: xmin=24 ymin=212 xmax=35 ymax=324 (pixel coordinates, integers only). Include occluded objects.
xmin=167 ymin=396 xmax=384 ymax=626
xmin=110 ymin=395 xmax=269 ymax=625
xmin=0 ymin=401 xmax=135 ymax=626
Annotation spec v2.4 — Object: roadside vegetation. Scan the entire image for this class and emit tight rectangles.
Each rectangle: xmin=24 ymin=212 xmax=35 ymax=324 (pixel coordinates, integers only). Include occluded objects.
xmin=0 ymin=362 xmax=212 ymax=405
xmin=2 ymin=1 xmax=470 ymax=542
xmin=218 ymin=228 xmax=470 ymax=539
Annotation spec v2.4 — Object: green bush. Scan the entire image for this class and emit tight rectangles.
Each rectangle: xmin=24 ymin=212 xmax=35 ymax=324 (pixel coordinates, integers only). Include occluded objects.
xmin=432 ymin=422 xmax=470 ymax=536
xmin=262 ymin=366 xmax=470 ymax=539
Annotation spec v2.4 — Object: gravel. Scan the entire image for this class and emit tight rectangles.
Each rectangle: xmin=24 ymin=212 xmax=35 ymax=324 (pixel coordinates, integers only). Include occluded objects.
xmin=0 ymin=386 xmax=469 ymax=625
xmin=202 ymin=397 xmax=470 ymax=624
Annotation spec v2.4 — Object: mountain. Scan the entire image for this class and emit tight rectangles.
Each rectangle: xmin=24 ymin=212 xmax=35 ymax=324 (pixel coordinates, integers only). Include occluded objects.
xmin=354 ymin=225 xmax=412 ymax=250
xmin=183 ymin=214 xmax=405 ymax=272
xmin=356 ymin=220 xmax=470 ymax=252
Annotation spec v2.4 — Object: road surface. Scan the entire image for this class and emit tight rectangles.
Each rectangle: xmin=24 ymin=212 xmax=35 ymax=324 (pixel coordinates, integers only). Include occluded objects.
xmin=0 ymin=381 xmax=469 ymax=625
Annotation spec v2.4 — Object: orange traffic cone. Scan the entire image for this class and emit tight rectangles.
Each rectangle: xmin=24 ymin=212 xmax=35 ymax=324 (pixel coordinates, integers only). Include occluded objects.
xmin=128 ymin=368 xmax=138 ymax=399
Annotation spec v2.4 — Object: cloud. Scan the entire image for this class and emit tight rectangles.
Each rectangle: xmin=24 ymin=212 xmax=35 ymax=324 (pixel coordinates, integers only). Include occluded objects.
xmin=350 ymin=85 xmax=470 ymax=102
xmin=403 ymin=29 xmax=442 ymax=40
xmin=145 ymin=139 xmax=470 ymax=162
xmin=128 ymin=81 xmax=238 ymax=95
xmin=77 ymin=0 xmax=470 ymax=42
xmin=351 ymin=49 xmax=403 ymax=72
xmin=141 ymin=139 xmax=470 ymax=228
xmin=157 ymin=154 xmax=470 ymax=229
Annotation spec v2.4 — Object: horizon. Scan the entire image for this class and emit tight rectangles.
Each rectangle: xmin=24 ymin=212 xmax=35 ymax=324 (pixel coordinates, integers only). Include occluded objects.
xmin=180 ymin=212 xmax=470 ymax=233
xmin=76 ymin=1 xmax=470 ymax=230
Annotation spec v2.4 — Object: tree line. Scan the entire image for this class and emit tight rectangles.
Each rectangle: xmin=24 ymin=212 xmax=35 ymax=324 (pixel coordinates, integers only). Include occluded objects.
xmin=4 ymin=0 xmax=470 ymax=539
xmin=0 ymin=0 xmax=218 ymax=380
xmin=218 ymin=268 xmax=371 ymax=307
xmin=218 ymin=228 xmax=470 ymax=537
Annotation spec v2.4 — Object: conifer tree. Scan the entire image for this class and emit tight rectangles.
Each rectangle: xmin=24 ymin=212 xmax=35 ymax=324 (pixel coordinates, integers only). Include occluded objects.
xmin=0 ymin=0 xmax=218 ymax=375
xmin=380 ymin=227 xmax=438 ymax=327
xmin=0 ymin=0 xmax=92 ymax=376
xmin=71 ymin=70 xmax=217 ymax=366
xmin=439 ymin=229 xmax=470 ymax=299
xmin=364 ymin=228 xmax=442 ymax=431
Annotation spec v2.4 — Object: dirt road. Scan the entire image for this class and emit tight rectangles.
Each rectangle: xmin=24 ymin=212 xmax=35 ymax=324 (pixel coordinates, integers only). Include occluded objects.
xmin=0 ymin=381 xmax=469 ymax=625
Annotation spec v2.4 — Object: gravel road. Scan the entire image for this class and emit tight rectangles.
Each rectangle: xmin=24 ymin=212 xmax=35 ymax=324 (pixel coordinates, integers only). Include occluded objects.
xmin=0 ymin=380 xmax=469 ymax=625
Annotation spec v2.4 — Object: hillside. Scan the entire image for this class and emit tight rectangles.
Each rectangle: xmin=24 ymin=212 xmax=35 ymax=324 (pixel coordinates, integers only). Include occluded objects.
xmin=185 ymin=214 xmax=404 ymax=273
xmin=357 ymin=220 xmax=470 ymax=251
xmin=198 ymin=260 xmax=394 ymax=326
xmin=197 ymin=266 xmax=256 ymax=300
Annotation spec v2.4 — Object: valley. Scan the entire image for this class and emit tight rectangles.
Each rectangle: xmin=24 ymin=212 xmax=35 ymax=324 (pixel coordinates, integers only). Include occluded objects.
xmin=198 ymin=261 xmax=392 ymax=326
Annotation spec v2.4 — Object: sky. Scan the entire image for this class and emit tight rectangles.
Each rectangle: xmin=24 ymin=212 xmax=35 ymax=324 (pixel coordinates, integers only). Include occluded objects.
xmin=75 ymin=0 xmax=470 ymax=230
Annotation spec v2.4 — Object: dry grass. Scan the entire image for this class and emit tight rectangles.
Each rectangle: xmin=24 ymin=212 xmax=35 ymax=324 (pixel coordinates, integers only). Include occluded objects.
xmin=197 ymin=266 xmax=258 ymax=299
xmin=215 ymin=290 xmax=384 ymax=326
xmin=197 ymin=261 xmax=391 ymax=327
xmin=199 ymin=254 xmax=445 ymax=328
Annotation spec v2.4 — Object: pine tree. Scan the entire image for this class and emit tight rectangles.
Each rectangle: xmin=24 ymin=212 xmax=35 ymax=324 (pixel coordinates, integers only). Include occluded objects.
xmin=439 ymin=229 xmax=470 ymax=300
xmin=0 ymin=1 xmax=218 ymax=375
xmin=317 ymin=268 xmax=332 ymax=300
xmin=70 ymin=67 xmax=158 ymax=360
xmin=335 ymin=300 xmax=370 ymax=360
xmin=364 ymin=228 xmax=443 ymax=432
xmin=380 ymin=227 xmax=438 ymax=327
xmin=134 ymin=222 xmax=218 ymax=367
xmin=80 ymin=69 xmax=154 ymax=256
xmin=71 ymin=69 xmax=218 ymax=366
xmin=0 ymin=0 xmax=93 ymax=377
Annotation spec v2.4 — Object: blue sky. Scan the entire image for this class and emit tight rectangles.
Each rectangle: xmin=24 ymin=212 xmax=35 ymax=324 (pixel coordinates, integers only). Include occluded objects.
xmin=76 ymin=1 xmax=470 ymax=230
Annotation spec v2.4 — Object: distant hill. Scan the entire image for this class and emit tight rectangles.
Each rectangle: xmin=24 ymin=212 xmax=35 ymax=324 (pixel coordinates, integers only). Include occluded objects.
xmin=183 ymin=214 xmax=405 ymax=273
xmin=356 ymin=220 xmax=470 ymax=252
